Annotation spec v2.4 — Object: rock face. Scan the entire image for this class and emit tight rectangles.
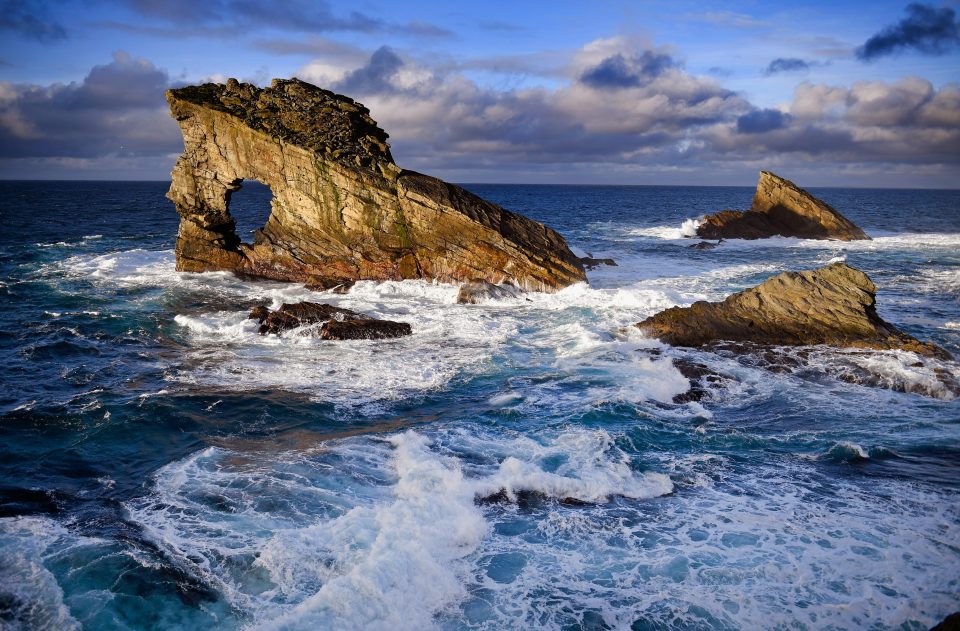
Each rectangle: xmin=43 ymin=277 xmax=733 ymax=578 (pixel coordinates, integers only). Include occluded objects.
xmin=166 ymin=78 xmax=585 ymax=291
xmin=249 ymin=302 xmax=411 ymax=340
xmin=696 ymin=171 xmax=869 ymax=241
xmin=636 ymin=263 xmax=949 ymax=358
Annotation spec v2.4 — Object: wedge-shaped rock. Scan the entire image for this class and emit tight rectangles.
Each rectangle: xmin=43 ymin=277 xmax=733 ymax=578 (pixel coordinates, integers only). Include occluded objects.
xmin=637 ymin=263 xmax=949 ymax=358
xmin=166 ymin=78 xmax=585 ymax=291
xmin=696 ymin=171 xmax=869 ymax=241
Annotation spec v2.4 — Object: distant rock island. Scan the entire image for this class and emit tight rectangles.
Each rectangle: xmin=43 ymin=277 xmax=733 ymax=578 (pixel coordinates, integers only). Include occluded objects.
xmin=637 ymin=263 xmax=948 ymax=358
xmin=165 ymin=78 xmax=585 ymax=291
xmin=696 ymin=171 xmax=870 ymax=241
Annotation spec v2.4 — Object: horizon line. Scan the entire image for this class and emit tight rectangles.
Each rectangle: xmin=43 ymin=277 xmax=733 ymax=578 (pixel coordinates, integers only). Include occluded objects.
xmin=1 ymin=178 xmax=959 ymax=192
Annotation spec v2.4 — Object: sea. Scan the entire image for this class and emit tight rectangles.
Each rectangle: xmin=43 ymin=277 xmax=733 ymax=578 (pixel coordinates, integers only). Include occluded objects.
xmin=0 ymin=180 xmax=958 ymax=631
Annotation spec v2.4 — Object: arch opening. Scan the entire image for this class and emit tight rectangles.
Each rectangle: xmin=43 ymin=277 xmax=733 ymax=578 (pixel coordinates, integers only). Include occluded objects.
xmin=226 ymin=179 xmax=274 ymax=246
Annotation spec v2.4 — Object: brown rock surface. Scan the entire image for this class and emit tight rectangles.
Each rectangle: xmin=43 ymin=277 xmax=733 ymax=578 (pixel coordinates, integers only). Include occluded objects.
xmin=696 ymin=171 xmax=869 ymax=241
xmin=166 ymin=78 xmax=585 ymax=291
xmin=636 ymin=263 xmax=949 ymax=359
xmin=249 ymin=301 xmax=411 ymax=339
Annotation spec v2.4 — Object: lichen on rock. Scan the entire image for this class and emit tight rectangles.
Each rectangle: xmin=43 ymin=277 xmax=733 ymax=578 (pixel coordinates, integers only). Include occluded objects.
xmin=695 ymin=171 xmax=869 ymax=241
xmin=166 ymin=78 xmax=585 ymax=291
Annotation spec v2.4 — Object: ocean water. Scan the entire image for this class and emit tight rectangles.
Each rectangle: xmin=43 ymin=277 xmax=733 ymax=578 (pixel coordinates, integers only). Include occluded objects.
xmin=0 ymin=180 xmax=958 ymax=631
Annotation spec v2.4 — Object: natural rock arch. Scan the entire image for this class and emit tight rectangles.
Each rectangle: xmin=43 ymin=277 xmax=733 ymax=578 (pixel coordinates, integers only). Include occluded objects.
xmin=166 ymin=78 xmax=586 ymax=291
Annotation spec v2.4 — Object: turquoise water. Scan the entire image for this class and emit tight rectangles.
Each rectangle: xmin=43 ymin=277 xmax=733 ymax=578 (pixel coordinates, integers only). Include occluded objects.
xmin=0 ymin=181 xmax=958 ymax=630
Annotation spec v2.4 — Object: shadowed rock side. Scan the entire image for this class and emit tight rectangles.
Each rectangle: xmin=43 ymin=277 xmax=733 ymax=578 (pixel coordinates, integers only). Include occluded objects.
xmin=637 ymin=263 xmax=950 ymax=359
xmin=166 ymin=78 xmax=585 ymax=291
xmin=696 ymin=171 xmax=869 ymax=241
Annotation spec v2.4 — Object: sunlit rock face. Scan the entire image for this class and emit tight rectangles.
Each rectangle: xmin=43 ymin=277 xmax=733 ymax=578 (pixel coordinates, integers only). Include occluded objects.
xmin=637 ymin=262 xmax=949 ymax=358
xmin=696 ymin=171 xmax=870 ymax=241
xmin=166 ymin=78 xmax=586 ymax=291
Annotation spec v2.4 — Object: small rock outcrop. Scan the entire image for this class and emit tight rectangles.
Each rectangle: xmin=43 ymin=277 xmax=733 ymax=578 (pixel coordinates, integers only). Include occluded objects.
xmin=456 ymin=280 xmax=523 ymax=304
xmin=688 ymin=241 xmax=721 ymax=250
xmin=249 ymin=302 xmax=411 ymax=340
xmin=167 ymin=78 xmax=585 ymax=291
xmin=695 ymin=171 xmax=869 ymax=241
xmin=636 ymin=263 xmax=949 ymax=358
xmin=579 ymin=257 xmax=618 ymax=270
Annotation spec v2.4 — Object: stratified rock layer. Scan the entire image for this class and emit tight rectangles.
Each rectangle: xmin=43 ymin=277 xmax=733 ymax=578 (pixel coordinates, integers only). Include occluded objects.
xmin=636 ymin=263 xmax=949 ymax=358
xmin=696 ymin=171 xmax=869 ymax=241
xmin=167 ymin=78 xmax=585 ymax=291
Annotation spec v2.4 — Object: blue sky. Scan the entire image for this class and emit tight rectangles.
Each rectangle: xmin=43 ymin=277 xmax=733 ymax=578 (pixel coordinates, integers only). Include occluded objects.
xmin=1 ymin=0 xmax=958 ymax=186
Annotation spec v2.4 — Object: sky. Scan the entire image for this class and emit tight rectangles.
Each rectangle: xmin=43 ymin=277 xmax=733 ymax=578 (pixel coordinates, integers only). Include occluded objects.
xmin=0 ymin=0 xmax=958 ymax=187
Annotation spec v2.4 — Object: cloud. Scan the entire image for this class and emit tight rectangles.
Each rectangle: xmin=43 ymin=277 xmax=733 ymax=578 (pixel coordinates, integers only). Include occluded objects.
xmin=579 ymin=51 xmax=678 ymax=89
xmin=688 ymin=11 xmax=768 ymax=29
xmin=0 ymin=0 xmax=67 ymax=41
xmin=736 ymin=109 xmax=792 ymax=133
xmin=307 ymin=42 xmax=958 ymax=181
xmin=105 ymin=0 xmax=452 ymax=39
xmin=0 ymin=52 xmax=179 ymax=159
xmin=334 ymin=46 xmax=405 ymax=94
xmin=763 ymin=58 xmax=811 ymax=75
xmin=706 ymin=78 xmax=960 ymax=165
xmin=856 ymin=3 xmax=960 ymax=60
xmin=299 ymin=39 xmax=749 ymax=171
xmin=2 ymin=40 xmax=958 ymax=185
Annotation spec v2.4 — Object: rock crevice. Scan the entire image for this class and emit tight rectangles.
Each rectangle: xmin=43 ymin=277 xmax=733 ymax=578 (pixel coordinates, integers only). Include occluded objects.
xmin=167 ymin=78 xmax=585 ymax=291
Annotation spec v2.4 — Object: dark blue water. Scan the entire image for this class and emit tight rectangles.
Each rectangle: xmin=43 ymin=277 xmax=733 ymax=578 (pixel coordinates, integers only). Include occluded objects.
xmin=1 ymin=181 xmax=958 ymax=630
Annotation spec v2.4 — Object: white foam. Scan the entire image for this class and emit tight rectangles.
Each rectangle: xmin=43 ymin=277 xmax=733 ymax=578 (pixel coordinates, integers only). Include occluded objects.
xmin=259 ymin=432 xmax=489 ymax=631
xmin=627 ymin=217 xmax=703 ymax=239
xmin=0 ymin=517 xmax=83 ymax=631
xmin=127 ymin=427 xmax=674 ymax=630
xmin=806 ymin=348 xmax=959 ymax=400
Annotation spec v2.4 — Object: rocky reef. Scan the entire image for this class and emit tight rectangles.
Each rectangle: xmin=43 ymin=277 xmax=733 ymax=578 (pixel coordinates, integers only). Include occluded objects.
xmin=166 ymin=78 xmax=585 ymax=291
xmin=249 ymin=302 xmax=411 ymax=340
xmin=695 ymin=171 xmax=869 ymax=241
xmin=637 ymin=263 xmax=949 ymax=358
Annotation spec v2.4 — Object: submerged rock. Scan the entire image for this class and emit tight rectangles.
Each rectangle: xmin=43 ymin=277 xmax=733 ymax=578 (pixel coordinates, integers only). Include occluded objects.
xmin=456 ymin=280 xmax=523 ymax=304
xmin=579 ymin=257 xmax=618 ymax=270
xmin=249 ymin=301 xmax=411 ymax=339
xmin=687 ymin=240 xmax=721 ymax=250
xmin=637 ymin=263 xmax=949 ymax=359
xmin=166 ymin=78 xmax=585 ymax=291
xmin=695 ymin=171 xmax=869 ymax=241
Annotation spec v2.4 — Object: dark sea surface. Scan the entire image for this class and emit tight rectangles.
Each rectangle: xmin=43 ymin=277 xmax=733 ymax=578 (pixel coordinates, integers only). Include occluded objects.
xmin=0 ymin=180 xmax=958 ymax=630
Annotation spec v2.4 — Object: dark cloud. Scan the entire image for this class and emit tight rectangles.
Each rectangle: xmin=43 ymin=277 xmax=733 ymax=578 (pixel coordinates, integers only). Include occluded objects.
xmin=399 ymin=21 xmax=454 ymax=38
xmin=120 ymin=0 xmax=381 ymax=32
xmin=106 ymin=0 xmax=452 ymax=38
xmin=0 ymin=0 xmax=67 ymax=41
xmin=856 ymin=3 xmax=959 ymax=60
xmin=736 ymin=109 xmax=792 ymax=133
xmin=579 ymin=51 xmax=677 ymax=89
xmin=763 ymin=58 xmax=811 ymax=75
xmin=0 ymin=52 xmax=179 ymax=159
xmin=333 ymin=46 xmax=404 ymax=94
